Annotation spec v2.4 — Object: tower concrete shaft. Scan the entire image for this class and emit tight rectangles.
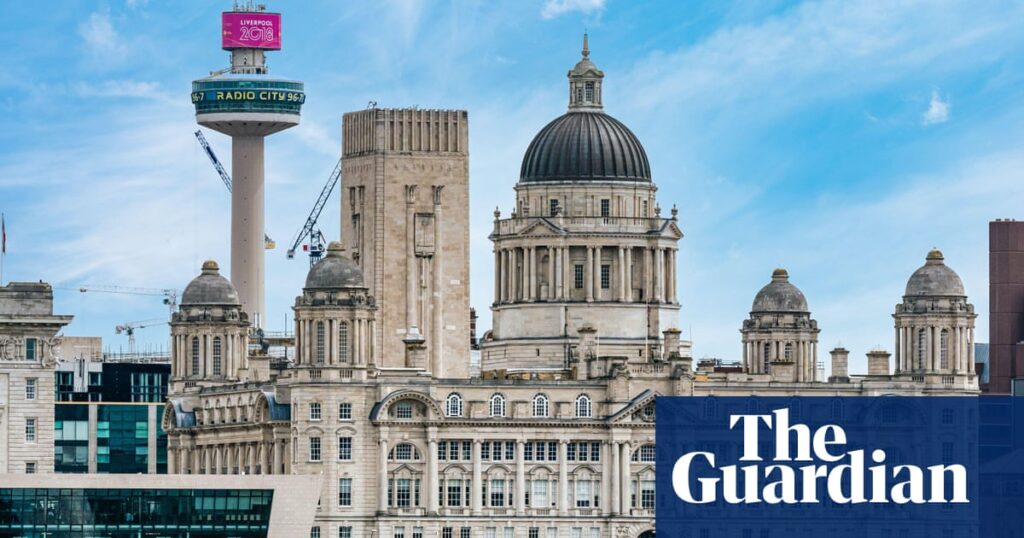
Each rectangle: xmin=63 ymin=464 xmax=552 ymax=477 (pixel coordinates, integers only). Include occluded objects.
xmin=231 ymin=136 xmax=266 ymax=325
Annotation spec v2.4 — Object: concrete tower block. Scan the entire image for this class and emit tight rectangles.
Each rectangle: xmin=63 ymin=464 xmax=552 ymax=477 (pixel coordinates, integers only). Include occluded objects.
xmin=867 ymin=349 xmax=891 ymax=375
xmin=829 ymin=347 xmax=850 ymax=382
xmin=341 ymin=108 xmax=470 ymax=379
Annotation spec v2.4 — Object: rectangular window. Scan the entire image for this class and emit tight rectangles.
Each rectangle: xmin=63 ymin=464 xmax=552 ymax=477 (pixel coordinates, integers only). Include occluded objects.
xmin=505 ymin=441 xmax=515 ymax=460
xmin=25 ymin=338 xmax=36 ymax=361
xmin=574 ymin=265 xmax=584 ymax=289
xmin=25 ymin=418 xmax=36 ymax=442
xmin=600 ymin=265 xmax=610 ymax=289
xmin=505 ymin=529 xmax=514 ymax=538
xmin=548 ymin=442 xmax=558 ymax=461
xmin=524 ymin=442 xmax=533 ymax=461
xmin=340 ymin=527 xmax=353 ymax=538
xmin=25 ymin=462 xmax=36 ymax=474
xmin=25 ymin=378 xmax=36 ymax=400
xmin=576 ymin=480 xmax=592 ymax=507
xmin=530 ymin=529 xmax=540 ymax=538
xmin=395 ymin=527 xmax=405 ymax=538
xmin=486 ymin=528 xmax=496 ymax=538
xmin=572 ymin=529 xmax=582 ymax=538
xmin=339 ymin=402 xmax=352 ymax=420
xmin=548 ymin=529 xmax=557 ymax=538
xmin=482 ymin=442 xmax=491 ymax=460
xmin=312 ymin=527 xmax=321 ymax=538
xmin=443 ymin=529 xmax=454 ymax=538
xmin=461 ymin=529 xmax=471 ymax=538
xmin=414 ymin=528 xmax=424 ymax=538
xmin=640 ymin=480 xmax=655 ymax=509
xmin=585 ymin=82 xmax=595 ymax=102
xmin=338 ymin=437 xmax=352 ymax=460
xmin=339 ymin=478 xmax=352 ymax=506
xmin=490 ymin=479 xmax=505 ymax=507
xmin=600 ymin=199 xmax=610 ymax=217
xmin=310 ymin=402 xmax=322 ymax=421
xmin=550 ymin=199 xmax=560 ymax=216
xmin=396 ymin=478 xmax=412 ymax=507
xmin=590 ymin=529 xmax=600 ymax=538
xmin=309 ymin=437 xmax=322 ymax=462
xmin=447 ymin=479 xmax=463 ymax=506
xmin=591 ymin=442 xmax=601 ymax=462
xmin=532 ymin=480 xmax=548 ymax=507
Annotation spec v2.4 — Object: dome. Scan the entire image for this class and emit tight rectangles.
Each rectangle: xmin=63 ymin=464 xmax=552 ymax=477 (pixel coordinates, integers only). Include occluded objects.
xmin=904 ymin=249 xmax=965 ymax=297
xmin=304 ymin=241 xmax=365 ymax=289
xmin=519 ymin=111 xmax=651 ymax=183
xmin=752 ymin=268 xmax=809 ymax=313
xmin=181 ymin=260 xmax=239 ymax=306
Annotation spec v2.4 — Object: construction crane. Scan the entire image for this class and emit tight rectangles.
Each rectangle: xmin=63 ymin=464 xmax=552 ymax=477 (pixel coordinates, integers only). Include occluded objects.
xmin=67 ymin=285 xmax=179 ymax=319
xmin=115 ymin=318 xmax=167 ymax=355
xmin=194 ymin=129 xmax=276 ymax=249
xmin=287 ymin=158 xmax=341 ymax=266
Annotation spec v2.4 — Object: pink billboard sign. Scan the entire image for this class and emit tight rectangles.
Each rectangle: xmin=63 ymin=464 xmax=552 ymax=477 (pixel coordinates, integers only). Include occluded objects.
xmin=222 ymin=12 xmax=281 ymax=50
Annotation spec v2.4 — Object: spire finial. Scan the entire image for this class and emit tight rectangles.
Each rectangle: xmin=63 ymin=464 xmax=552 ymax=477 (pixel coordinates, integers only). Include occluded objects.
xmin=582 ymin=32 xmax=589 ymax=58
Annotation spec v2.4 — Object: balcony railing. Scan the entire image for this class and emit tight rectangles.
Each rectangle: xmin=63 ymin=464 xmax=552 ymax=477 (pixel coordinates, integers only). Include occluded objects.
xmin=493 ymin=216 xmax=668 ymax=237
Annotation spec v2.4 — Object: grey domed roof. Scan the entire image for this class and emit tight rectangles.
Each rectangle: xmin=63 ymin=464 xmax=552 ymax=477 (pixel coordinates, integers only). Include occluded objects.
xmin=519 ymin=111 xmax=651 ymax=183
xmin=181 ymin=260 xmax=239 ymax=306
xmin=905 ymin=249 xmax=965 ymax=297
xmin=752 ymin=269 xmax=809 ymax=313
xmin=305 ymin=241 xmax=364 ymax=289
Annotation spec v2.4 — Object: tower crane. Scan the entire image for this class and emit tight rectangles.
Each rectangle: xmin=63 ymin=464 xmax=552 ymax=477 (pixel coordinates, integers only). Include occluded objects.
xmin=67 ymin=285 xmax=179 ymax=319
xmin=194 ymin=130 xmax=276 ymax=249
xmin=287 ymin=158 xmax=341 ymax=266
xmin=115 ymin=318 xmax=168 ymax=355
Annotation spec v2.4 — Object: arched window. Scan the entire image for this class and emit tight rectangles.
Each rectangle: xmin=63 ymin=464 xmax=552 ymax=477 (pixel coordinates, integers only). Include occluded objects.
xmin=191 ymin=337 xmax=200 ymax=376
xmin=917 ymin=329 xmax=928 ymax=370
xmin=212 ymin=336 xmax=222 ymax=376
xmin=338 ymin=321 xmax=349 ymax=363
xmin=446 ymin=393 xmax=463 ymax=417
xmin=489 ymin=394 xmax=506 ymax=418
xmin=940 ymin=329 xmax=949 ymax=369
xmin=632 ymin=444 xmax=656 ymax=463
xmin=784 ymin=342 xmax=793 ymax=361
xmin=389 ymin=442 xmax=421 ymax=461
xmin=315 ymin=321 xmax=325 ymax=364
xmin=532 ymin=394 xmax=549 ymax=418
xmin=575 ymin=394 xmax=592 ymax=418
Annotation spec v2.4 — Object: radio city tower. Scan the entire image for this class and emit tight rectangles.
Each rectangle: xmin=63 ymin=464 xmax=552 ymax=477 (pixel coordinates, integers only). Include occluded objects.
xmin=190 ymin=5 xmax=304 ymax=326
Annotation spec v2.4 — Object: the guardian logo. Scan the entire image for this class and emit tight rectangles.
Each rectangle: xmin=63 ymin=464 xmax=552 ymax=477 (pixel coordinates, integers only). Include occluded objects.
xmin=671 ymin=409 xmax=969 ymax=505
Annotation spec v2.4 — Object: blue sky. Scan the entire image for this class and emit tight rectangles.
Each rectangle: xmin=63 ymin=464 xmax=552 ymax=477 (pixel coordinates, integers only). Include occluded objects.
xmin=2 ymin=0 xmax=1023 ymax=372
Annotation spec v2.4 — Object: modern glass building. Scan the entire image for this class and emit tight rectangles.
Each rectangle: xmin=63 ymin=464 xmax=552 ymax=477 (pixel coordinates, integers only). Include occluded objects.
xmin=0 ymin=488 xmax=273 ymax=537
xmin=54 ymin=358 xmax=170 ymax=474
xmin=0 ymin=475 xmax=322 ymax=538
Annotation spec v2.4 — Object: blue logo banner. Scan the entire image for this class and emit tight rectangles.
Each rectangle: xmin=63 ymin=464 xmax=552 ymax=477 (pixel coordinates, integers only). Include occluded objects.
xmin=656 ymin=396 xmax=1024 ymax=537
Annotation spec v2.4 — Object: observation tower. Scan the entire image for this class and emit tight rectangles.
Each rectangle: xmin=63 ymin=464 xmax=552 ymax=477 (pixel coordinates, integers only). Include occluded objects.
xmin=190 ymin=4 xmax=304 ymax=326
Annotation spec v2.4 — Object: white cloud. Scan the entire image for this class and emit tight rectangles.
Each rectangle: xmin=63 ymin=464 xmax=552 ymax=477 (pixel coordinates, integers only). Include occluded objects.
xmin=541 ymin=0 xmax=606 ymax=20
xmin=922 ymin=89 xmax=951 ymax=126
xmin=78 ymin=11 xmax=127 ymax=62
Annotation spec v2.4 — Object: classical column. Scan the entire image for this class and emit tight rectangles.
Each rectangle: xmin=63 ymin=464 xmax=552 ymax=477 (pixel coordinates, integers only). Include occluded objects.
xmin=511 ymin=248 xmax=520 ymax=302
xmin=529 ymin=247 xmax=537 ymax=301
xmin=668 ymin=248 xmax=677 ymax=303
xmin=548 ymin=246 xmax=556 ymax=300
xmin=593 ymin=246 xmax=602 ymax=300
xmin=655 ymin=247 xmax=665 ymax=302
xmin=625 ymin=247 xmax=633 ymax=301
xmin=248 ymin=442 xmax=257 ymax=474
xmin=260 ymin=442 xmax=270 ymax=474
xmin=193 ymin=448 xmax=201 ymax=475
xmin=643 ymin=248 xmax=652 ymax=300
xmin=428 ymin=437 xmax=439 ymax=513
xmin=499 ymin=249 xmax=508 ymax=303
xmin=472 ymin=440 xmax=483 ymax=514
xmin=562 ymin=247 xmax=571 ymax=299
xmin=585 ymin=247 xmax=594 ymax=302
xmin=619 ymin=443 xmax=631 ymax=514
xmin=168 ymin=447 xmax=177 ymax=474
xmin=378 ymin=438 xmax=389 ymax=513
xmin=515 ymin=440 xmax=526 ymax=514
xmin=617 ymin=247 xmax=626 ymax=301
xmin=610 ymin=442 xmax=620 ymax=515
xmin=969 ymin=327 xmax=975 ymax=366
xmin=558 ymin=441 xmax=568 ymax=515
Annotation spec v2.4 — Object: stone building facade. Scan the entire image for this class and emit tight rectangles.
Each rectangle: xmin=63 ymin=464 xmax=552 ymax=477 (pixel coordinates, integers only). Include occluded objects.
xmin=0 ymin=282 xmax=73 ymax=474
xmin=162 ymin=38 xmax=979 ymax=538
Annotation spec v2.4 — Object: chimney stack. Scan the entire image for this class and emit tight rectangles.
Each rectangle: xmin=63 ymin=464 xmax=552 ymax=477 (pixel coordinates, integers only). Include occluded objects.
xmin=829 ymin=347 xmax=849 ymax=382
xmin=867 ymin=349 xmax=891 ymax=376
